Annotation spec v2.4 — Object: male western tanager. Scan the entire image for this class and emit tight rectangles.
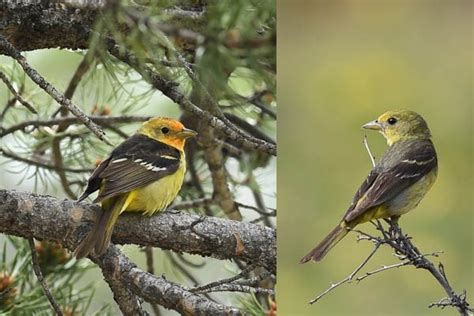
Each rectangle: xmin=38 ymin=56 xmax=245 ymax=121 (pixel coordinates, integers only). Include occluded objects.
xmin=300 ymin=110 xmax=437 ymax=263
xmin=75 ymin=117 xmax=197 ymax=258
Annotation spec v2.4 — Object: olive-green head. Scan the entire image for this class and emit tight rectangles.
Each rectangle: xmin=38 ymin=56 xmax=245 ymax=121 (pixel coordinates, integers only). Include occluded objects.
xmin=362 ymin=109 xmax=431 ymax=145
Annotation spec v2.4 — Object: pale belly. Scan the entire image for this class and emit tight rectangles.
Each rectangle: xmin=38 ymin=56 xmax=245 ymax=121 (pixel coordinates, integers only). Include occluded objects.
xmin=124 ymin=163 xmax=186 ymax=215
xmin=385 ymin=169 xmax=437 ymax=216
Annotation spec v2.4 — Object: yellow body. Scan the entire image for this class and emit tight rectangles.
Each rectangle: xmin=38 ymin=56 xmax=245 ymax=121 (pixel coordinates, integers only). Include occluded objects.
xmin=353 ymin=170 xmax=437 ymax=224
xmin=75 ymin=117 xmax=196 ymax=258
xmin=119 ymin=155 xmax=186 ymax=215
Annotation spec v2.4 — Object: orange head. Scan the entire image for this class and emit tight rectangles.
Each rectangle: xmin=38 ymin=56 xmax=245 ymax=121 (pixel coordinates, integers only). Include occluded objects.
xmin=138 ymin=117 xmax=197 ymax=150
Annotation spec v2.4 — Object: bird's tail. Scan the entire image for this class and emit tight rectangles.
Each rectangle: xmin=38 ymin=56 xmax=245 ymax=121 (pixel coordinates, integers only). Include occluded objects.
xmin=75 ymin=195 xmax=125 ymax=259
xmin=299 ymin=222 xmax=349 ymax=263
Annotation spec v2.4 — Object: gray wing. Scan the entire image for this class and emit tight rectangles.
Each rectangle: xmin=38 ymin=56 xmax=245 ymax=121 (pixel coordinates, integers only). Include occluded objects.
xmin=343 ymin=139 xmax=437 ymax=222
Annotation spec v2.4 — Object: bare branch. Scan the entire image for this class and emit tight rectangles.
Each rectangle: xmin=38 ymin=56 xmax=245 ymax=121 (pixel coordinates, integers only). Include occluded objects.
xmin=28 ymin=239 xmax=64 ymax=316
xmin=309 ymin=243 xmax=381 ymax=304
xmin=0 ymin=35 xmax=111 ymax=145
xmin=363 ymin=135 xmax=376 ymax=167
xmin=194 ymin=283 xmax=274 ymax=296
xmin=91 ymin=246 xmax=241 ymax=315
xmin=107 ymin=44 xmax=277 ymax=156
xmin=0 ymin=147 xmax=93 ymax=173
xmin=0 ymin=70 xmax=37 ymax=114
xmin=191 ymin=260 xmax=260 ymax=293
xmin=0 ymin=189 xmax=276 ymax=274
xmin=0 ymin=115 xmax=150 ymax=138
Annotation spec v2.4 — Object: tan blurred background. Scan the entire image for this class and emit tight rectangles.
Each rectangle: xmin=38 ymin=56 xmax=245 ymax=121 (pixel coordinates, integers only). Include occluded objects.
xmin=278 ymin=1 xmax=473 ymax=315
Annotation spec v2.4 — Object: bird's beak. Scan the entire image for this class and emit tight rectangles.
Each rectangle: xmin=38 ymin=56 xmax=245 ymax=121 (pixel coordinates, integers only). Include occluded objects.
xmin=362 ymin=120 xmax=382 ymax=131
xmin=178 ymin=128 xmax=198 ymax=138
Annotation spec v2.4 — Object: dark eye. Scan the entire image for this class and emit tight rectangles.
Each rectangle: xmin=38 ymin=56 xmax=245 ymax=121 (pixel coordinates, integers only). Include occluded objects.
xmin=161 ymin=127 xmax=169 ymax=134
xmin=387 ymin=117 xmax=397 ymax=125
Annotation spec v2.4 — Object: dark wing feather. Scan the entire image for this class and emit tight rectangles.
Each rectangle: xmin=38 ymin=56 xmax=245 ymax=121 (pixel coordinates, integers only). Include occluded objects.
xmin=77 ymin=157 xmax=111 ymax=202
xmin=78 ymin=134 xmax=181 ymax=203
xmin=344 ymin=139 xmax=437 ymax=222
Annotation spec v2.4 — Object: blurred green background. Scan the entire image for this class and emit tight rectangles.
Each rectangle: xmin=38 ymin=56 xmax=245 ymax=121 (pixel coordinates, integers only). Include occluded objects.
xmin=278 ymin=1 xmax=473 ymax=315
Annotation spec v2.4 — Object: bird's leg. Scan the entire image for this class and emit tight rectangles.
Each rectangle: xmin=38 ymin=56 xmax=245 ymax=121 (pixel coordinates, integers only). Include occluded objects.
xmin=385 ymin=215 xmax=401 ymax=239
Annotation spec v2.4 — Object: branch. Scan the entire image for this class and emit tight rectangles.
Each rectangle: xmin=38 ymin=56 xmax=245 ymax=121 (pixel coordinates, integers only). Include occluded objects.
xmin=309 ymin=138 xmax=472 ymax=315
xmin=309 ymin=243 xmax=381 ymax=304
xmin=91 ymin=246 xmax=240 ymax=315
xmin=309 ymin=222 xmax=472 ymax=315
xmin=0 ymin=147 xmax=93 ymax=173
xmin=0 ymin=35 xmax=111 ymax=145
xmin=0 ymin=115 xmax=151 ymax=138
xmin=0 ymin=189 xmax=276 ymax=274
xmin=28 ymin=239 xmax=64 ymax=316
xmin=106 ymin=44 xmax=277 ymax=156
xmin=0 ymin=70 xmax=37 ymax=114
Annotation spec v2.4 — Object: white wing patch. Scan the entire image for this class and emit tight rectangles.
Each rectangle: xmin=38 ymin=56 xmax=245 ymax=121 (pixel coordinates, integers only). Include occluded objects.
xmin=396 ymin=173 xmax=421 ymax=179
xmin=401 ymin=157 xmax=435 ymax=165
xmin=111 ymin=158 xmax=127 ymax=163
xmin=160 ymin=154 xmax=178 ymax=160
xmin=136 ymin=160 xmax=167 ymax=172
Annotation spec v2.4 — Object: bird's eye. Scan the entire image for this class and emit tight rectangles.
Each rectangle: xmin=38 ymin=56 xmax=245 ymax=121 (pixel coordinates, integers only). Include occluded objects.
xmin=161 ymin=127 xmax=169 ymax=134
xmin=387 ymin=117 xmax=397 ymax=125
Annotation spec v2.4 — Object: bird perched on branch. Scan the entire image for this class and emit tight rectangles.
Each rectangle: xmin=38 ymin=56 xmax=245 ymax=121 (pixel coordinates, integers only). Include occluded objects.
xmin=75 ymin=117 xmax=197 ymax=258
xmin=300 ymin=110 xmax=437 ymax=263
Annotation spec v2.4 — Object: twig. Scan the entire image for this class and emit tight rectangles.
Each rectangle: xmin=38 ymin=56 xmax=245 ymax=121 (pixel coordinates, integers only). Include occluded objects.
xmin=91 ymin=246 xmax=240 ymax=314
xmin=194 ymin=283 xmax=274 ymax=295
xmin=191 ymin=261 xmax=260 ymax=293
xmin=355 ymin=252 xmax=442 ymax=282
xmin=28 ymin=239 xmax=64 ymax=316
xmin=52 ymin=51 xmax=95 ymax=199
xmin=0 ymin=80 xmax=25 ymax=120
xmin=142 ymin=246 xmax=161 ymax=316
xmin=0 ymin=35 xmax=111 ymax=145
xmin=309 ymin=243 xmax=381 ymax=304
xmin=363 ymin=135 xmax=376 ymax=167
xmin=106 ymin=42 xmax=277 ymax=156
xmin=200 ymin=125 xmax=242 ymax=220
xmin=0 ymin=70 xmax=37 ymax=114
xmin=0 ymin=115 xmax=151 ymax=138
xmin=0 ymin=147 xmax=93 ymax=173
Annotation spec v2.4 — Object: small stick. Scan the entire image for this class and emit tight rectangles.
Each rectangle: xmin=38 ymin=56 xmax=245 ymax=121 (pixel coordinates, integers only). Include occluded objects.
xmin=309 ymin=243 xmax=381 ymax=304
xmin=363 ymin=135 xmax=376 ymax=167
xmin=28 ymin=239 xmax=64 ymax=316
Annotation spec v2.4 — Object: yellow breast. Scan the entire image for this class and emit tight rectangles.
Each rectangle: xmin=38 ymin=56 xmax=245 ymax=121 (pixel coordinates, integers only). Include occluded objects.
xmin=124 ymin=155 xmax=186 ymax=215
xmin=385 ymin=168 xmax=438 ymax=216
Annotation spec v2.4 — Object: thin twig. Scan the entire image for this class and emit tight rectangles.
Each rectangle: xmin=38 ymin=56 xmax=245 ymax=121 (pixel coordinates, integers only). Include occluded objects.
xmin=0 ymin=147 xmax=93 ymax=173
xmin=309 ymin=243 xmax=381 ymax=304
xmin=28 ymin=239 xmax=64 ymax=316
xmin=142 ymin=246 xmax=161 ymax=316
xmin=0 ymin=35 xmax=111 ymax=145
xmin=363 ymin=135 xmax=376 ymax=167
xmin=194 ymin=283 xmax=274 ymax=295
xmin=107 ymin=42 xmax=277 ymax=155
xmin=191 ymin=261 xmax=259 ymax=293
xmin=52 ymin=51 xmax=95 ymax=199
xmin=0 ymin=115 xmax=150 ymax=138
xmin=0 ymin=70 xmax=37 ymax=114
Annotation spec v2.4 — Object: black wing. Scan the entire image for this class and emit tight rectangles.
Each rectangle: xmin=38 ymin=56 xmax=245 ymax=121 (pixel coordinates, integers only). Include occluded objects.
xmin=78 ymin=134 xmax=181 ymax=203
xmin=343 ymin=139 xmax=437 ymax=222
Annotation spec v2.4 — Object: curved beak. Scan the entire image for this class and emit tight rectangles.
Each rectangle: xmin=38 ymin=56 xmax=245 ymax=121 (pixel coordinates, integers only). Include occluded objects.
xmin=178 ymin=128 xmax=198 ymax=138
xmin=362 ymin=120 xmax=382 ymax=131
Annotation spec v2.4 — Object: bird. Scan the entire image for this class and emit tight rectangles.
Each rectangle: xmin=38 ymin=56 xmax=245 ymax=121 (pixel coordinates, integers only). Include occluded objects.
xmin=74 ymin=117 xmax=197 ymax=258
xmin=300 ymin=110 xmax=438 ymax=263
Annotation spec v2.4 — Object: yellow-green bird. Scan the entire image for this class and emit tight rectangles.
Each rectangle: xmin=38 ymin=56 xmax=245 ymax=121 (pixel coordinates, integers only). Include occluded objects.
xmin=300 ymin=110 xmax=438 ymax=263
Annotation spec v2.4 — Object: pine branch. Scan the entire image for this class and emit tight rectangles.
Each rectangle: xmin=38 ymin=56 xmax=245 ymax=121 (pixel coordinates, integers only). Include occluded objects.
xmin=0 ymin=189 xmax=276 ymax=274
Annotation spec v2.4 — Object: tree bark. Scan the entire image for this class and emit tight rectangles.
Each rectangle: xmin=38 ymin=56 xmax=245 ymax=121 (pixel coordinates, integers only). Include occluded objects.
xmin=0 ymin=189 xmax=276 ymax=274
